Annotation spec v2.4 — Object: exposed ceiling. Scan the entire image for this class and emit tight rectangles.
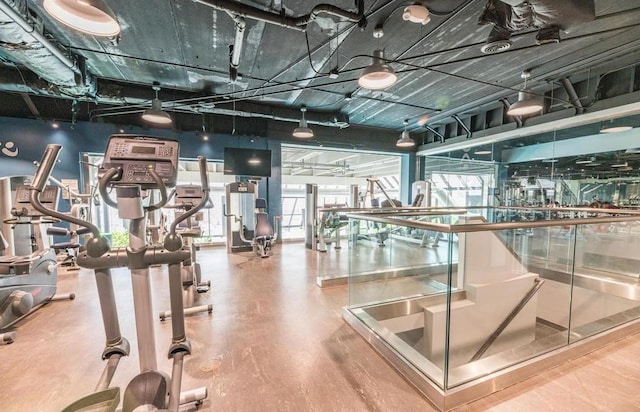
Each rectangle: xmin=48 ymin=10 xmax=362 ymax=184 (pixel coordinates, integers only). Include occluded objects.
xmin=281 ymin=145 xmax=400 ymax=178
xmin=0 ymin=0 xmax=639 ymax=149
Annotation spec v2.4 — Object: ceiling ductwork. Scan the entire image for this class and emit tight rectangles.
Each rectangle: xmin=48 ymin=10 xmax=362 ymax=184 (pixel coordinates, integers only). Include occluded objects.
xmin=199 ymin=0 xmax=366 ymax=81
xmin=560 ymin=77 xmax=585 ymax=115
xmin=191 ymin=0 xmax=366 ymax=32
xmin=196 ymin=102 xmax=349 ymax=128
xmin=0 ymin=63 xmax=349 ymax=129
xmin=0 ymin=0 xmax=88 ymax=95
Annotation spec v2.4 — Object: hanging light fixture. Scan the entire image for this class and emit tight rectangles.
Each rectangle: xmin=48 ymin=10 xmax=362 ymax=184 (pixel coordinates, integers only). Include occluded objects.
xmin=358 ymin=50 xmax=397 ymax=90
xmin=396 ymin=120 xmax=415 ymax=147
xmin=507 ymin=70 xmax=543 ymax=116
xmin=43 ymin=0 xmax=120 ymax=37
xmin=141 ymin=84 xmax=172 ymax=125
xmin=292 ymin=106 xmax=314 ymax=138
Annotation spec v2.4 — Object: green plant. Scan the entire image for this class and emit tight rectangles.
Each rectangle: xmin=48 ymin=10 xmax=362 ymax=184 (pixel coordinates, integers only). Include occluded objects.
xmin=110 ymin=230 xmax=129 ymax=247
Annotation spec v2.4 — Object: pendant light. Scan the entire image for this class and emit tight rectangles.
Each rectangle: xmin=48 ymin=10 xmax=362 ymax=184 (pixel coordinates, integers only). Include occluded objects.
xmin=396 ymin=119 xmax=415 ymax=147
xmin=43 ymin=0 xmax=120 ymax=37
xmin=142 ymin=84 xmax=172 ymax=125
xmin=358 ymin=50 xmax=397 ymax=90
xmin=507 ymin=70 xmax=543 ymax=116
xmin=292 ymin=106 xmax=314 ymax=138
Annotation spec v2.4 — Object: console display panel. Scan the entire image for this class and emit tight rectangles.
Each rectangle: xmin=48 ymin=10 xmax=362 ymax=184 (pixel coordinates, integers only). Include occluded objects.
xmin=101 ymin=134 xmax=180 ymax=189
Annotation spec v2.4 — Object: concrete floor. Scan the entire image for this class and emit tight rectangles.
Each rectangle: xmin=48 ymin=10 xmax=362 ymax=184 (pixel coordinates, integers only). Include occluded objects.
xmin=2 ymin=242 xmax=640 ymax=411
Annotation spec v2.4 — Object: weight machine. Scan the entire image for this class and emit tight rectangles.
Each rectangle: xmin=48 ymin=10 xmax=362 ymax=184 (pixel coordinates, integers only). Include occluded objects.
xmin=225 ymin=181 xmax=279 ymax=258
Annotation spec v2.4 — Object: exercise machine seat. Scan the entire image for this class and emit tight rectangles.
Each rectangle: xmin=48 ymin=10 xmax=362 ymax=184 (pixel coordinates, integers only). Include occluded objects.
xmin=255 ymin=212 xmax=273 ymax=239
xmin=254 ymin=198 xmax=273 ymax=239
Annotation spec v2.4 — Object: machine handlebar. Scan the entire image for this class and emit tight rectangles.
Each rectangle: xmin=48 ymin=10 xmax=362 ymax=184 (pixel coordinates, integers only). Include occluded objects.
xmin=164 ymin=156 xmax=210 ymax=251
xmin=98 ymin=169 xmax=120 ymax=209
xmin=145 ymin=170 xmax=169 ymax=212
xmin=29 ymin=144 xmax=109 ymax=257
xmin=31 ymin=144 xmax=61 ymax=192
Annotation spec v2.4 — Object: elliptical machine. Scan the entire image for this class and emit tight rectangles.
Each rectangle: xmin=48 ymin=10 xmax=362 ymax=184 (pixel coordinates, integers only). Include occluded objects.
xmin=0 ymin=185 xmax=74 ymax=345
xmin=30 ymin=135 xmax=208 ymax=411
xmin=159 ymin=185 xmax=212 ymax=321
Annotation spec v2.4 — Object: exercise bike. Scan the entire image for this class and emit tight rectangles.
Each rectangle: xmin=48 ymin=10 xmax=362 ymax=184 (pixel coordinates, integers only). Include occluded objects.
xmin=159 ymin=184 xmax=212 ymax=321
xmin=31 ymin=135 xmax=208 ymax=411
xmin=0 ymin=185 xmax=75 ymax=345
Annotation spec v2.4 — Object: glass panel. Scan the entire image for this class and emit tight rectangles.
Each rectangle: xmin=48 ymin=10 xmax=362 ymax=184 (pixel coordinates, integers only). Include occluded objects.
xmin=347 ymin=215 xmax=456 ymax=389
xmin=569 ymin=221 xmax=640 ymax=343
xmin=445 ymin=216 xmax=572 ymax=389
xmin=345 ymin=208 xmax=640 ymax=401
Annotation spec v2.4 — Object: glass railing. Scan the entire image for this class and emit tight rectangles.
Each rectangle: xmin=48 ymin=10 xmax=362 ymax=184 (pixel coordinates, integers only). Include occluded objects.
xmin=343 ymin=206 xmax=640 ymax=403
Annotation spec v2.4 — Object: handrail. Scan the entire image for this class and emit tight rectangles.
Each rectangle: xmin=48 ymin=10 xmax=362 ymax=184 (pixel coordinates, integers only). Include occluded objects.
xmin=470 ymin=278 xmax=545 ymax=362
xmin=345 ymin=206 xmax=640 ymax=234
xmin=495 ymin=205 xmax=640 ymax=215
xmin=317 ymin=206 xmax=467 ymax=214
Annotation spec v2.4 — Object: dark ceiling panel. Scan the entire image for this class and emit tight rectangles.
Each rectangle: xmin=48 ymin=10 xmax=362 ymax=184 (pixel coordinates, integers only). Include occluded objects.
xmin=0 ymin=0 xmax=634 ymax=145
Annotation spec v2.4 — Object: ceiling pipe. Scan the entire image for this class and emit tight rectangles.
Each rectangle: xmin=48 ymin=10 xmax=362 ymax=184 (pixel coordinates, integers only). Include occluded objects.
xmin=425 ymin=125 xmax=445 ymax=143
xmin=0 ymin=0 xmax=76 ymax=72
xmin=560 ymin=77 xmax=585 ymax=115
xmin=452 ymin=114 xmax=471 ymax=139
xmin=228 ymin=12 xmax=245 ymax=83
xmin=191 ymin=0 xmax=365 ymax=32
xmin=294 ymin=2 xmax=366 ymax=28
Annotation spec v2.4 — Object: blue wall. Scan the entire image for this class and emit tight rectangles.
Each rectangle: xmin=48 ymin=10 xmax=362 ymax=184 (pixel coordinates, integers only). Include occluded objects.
xmin=0 ymin=117 xmax=280 ymax=219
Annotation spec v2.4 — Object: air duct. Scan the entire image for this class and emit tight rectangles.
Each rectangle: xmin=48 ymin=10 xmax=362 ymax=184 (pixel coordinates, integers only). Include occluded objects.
xmin=191 ymin=0 xmax=366 ymax=32
xmin=560 ymin=77 xmax=584 ymax=115
xmin=0 ymin=0 xmax=84 ymax=92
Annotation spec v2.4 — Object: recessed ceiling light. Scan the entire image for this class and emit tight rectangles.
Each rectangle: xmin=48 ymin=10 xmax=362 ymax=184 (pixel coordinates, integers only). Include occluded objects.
xmin=611 ymin=162 xmax=629 ymax=168
xmin=600 ymin=125 xmax=633 ymax=133
xmin=474 ymin=150 xmax=492 ymax=155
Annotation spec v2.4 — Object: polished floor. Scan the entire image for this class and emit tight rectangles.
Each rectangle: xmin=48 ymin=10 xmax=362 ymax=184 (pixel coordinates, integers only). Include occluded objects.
xmin=2 ymin=243 xmax=640 ymax=411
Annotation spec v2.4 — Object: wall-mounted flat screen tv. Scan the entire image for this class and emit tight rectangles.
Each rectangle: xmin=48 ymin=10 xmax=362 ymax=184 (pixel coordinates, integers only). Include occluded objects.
xmin=223 ymin=147 xmax=272 ymax=177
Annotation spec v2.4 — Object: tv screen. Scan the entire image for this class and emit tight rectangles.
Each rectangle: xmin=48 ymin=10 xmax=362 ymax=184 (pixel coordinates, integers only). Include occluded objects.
xmin=223 ymin=147 xmax=272 ymax=177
